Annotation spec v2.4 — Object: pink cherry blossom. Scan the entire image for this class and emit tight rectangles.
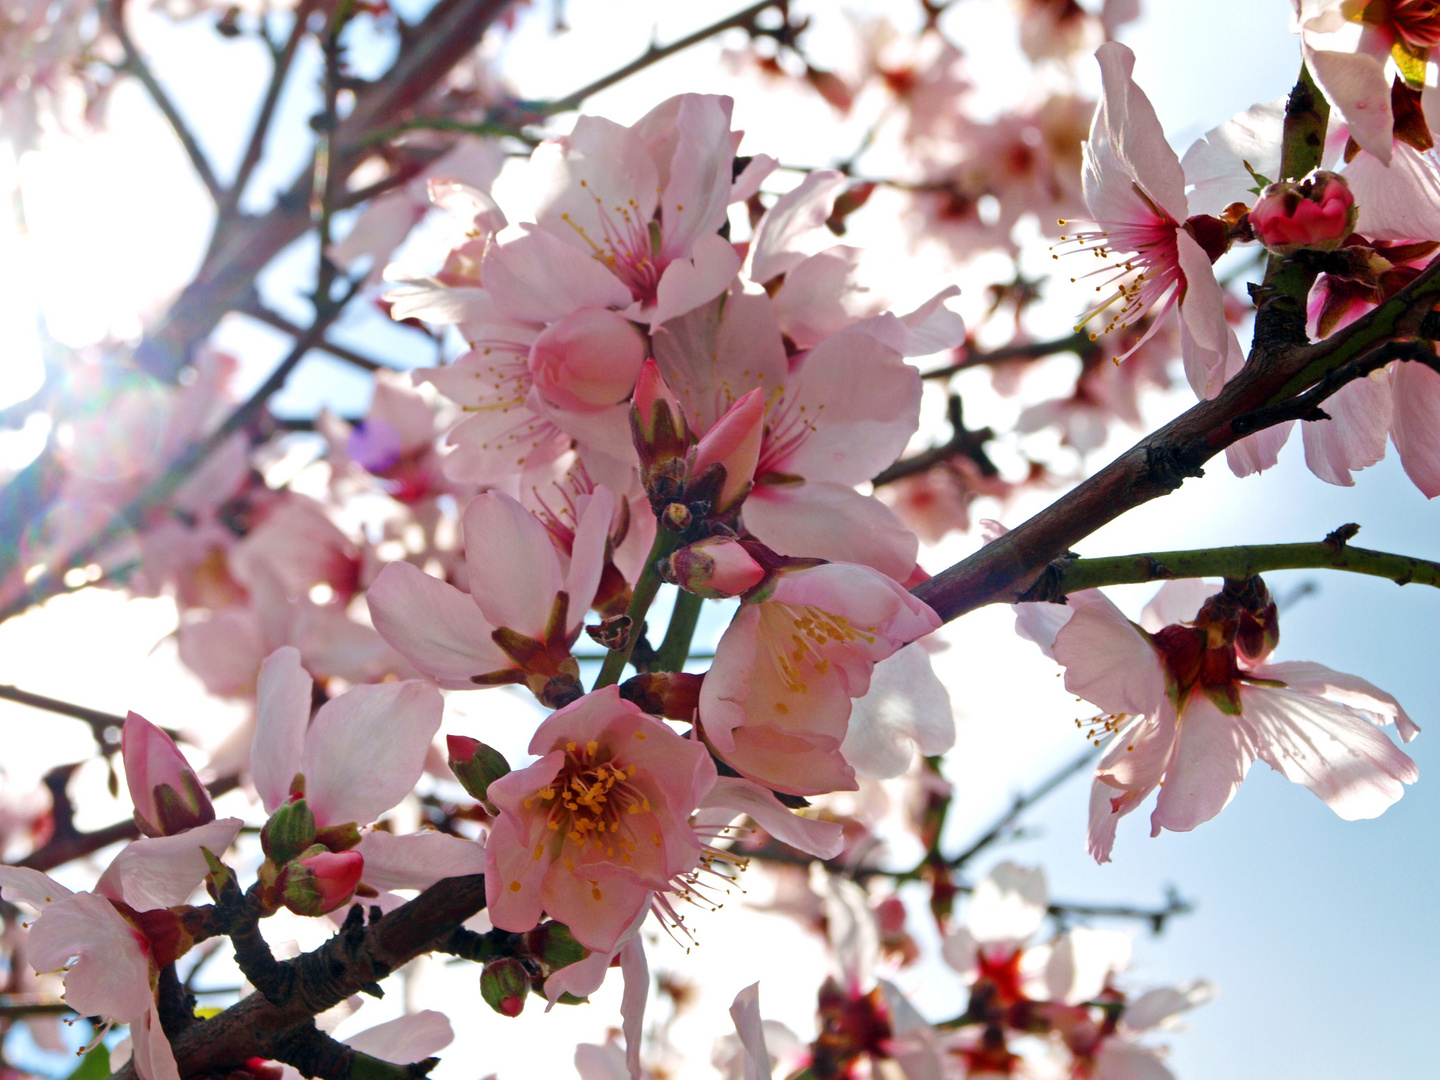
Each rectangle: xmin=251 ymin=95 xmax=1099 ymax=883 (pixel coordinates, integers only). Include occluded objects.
xmin=1250 ymin=171 xmax=1357 ymax=253
xmin=1016 ymin=581 xmax=1419 ymax=861
xmin=366 ymin=487 xmax=612 ymax=698
xmin=253 ymin=645 xmax=443 ymax=828
xmin=1062 ymin=42 xmax=1239 ymax=401
xmin=654 ymin=293 xmax=925 ymax=579
xmin=529 ymin=94 xmax=745 ymax=327
xmin=484 ymin=685 xmax=717 ymax=952
xmin=698 ymin=562 xmax=941 ymax=795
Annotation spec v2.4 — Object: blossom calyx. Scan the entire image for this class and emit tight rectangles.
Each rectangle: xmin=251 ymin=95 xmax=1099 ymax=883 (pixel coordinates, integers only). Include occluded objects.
xmin=1250 ymin=172 xmax=1357 ymax=255
xmin=659 ymin=537 xmax=766 ymax=598
xmin=122 ymin=712 xmax=215 ymax=838
xmin=523 ymin=920 xmax=588 ymax=973
xmin=278 ymin=848 xmax=364 ymax=917
xmin=260 ymin=797 xmax=317 ymax=865
xmin=480 ymin=956 xmax=532 ymax=1017
xmin=448 ymin=735 xmax=511 ymax=813
xmin=618 ymin=671 xmax=704 ymax=721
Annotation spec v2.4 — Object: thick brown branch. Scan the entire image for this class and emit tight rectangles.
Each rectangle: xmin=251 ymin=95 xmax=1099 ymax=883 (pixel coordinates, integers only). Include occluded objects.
xmin=106 ymin=876 xmax=487 ymax=1080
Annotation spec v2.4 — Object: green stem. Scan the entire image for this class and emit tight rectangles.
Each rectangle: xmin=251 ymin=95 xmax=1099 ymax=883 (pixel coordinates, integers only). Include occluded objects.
xmin=653 ymin=589 xmax=705 ymax=673
xmin=1038 ymin=536 xmax=1440 ymax=598
xmin=593 ymin=528 xmax=681 ymax=689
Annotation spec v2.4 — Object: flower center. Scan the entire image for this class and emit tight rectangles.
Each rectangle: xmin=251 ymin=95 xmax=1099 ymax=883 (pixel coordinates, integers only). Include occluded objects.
xmin=526 ymin=740 xmax=649 ymax=860
xmin=558 ymin=183 xmax=666 ymax=306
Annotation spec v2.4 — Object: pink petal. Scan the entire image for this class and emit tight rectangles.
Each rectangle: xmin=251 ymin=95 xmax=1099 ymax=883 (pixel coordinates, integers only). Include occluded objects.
xmin=1256 ymin=660 xmax=1419 ymax=741
xmin=652 ymin=292 xmax=788 ymax=431
xmin=0 ymin=867 xmax=72 ymax=908
xmin=344 ymin=1011 xmax=454 ymax=1062
xmin=772 ymin=328 xmax=921 ymax=485
xmin=744 ymin=481 xmax=918 ymax=580
xmin=656 ymin=95 xmax=739 ymax=263
xmin=1051 ymin=591 xmax=1167 ymax=717
xmin=749 ymin=170 xmax=848 ymax=283
xmin=1389 ymin=360 xmax=1440 ymax=498
xmin=1086 ymin=776 xmax=1153 ymax=864
xmin=482 ymin=225 xmax=634 ymax=324
xmin=772 ymin=247 xmax=884 ymax=349
xmin=1093 ymin=42 xmax=1189 ymax=224
xmin=1242 ymin=683 xmax=1416 ymax=819
xmin=541 ymin=862 xmax=654 ymax=954
xmin=463 ymin=492 xmax=565 ymax=636
xmin=702 ymin=776 xmax=845 ymax=859
xmin=253 ymin=647 xmax=313 ymax=812
xmin=1302 ymin=368 xmax=1391 ymax=486
xmin=731 ymin=154 xmax=778 ymax=203
xmin=301 ymin=682 xmax=443 ymax=827
xmin=1345 ymin=142 xmax=1440 ymax=241
xmin=1013 ymin=600 xmax=1076 ymax=659
xmin=620 ymin=935 xmax=650 ymax=1080
xmin=1176 ymin=229 xmax=1234 ymax=401
xmin=1225 ymin=421 xmax=1294 ymax=478
xmin=130 ymin=1007 xmax=181 ymax=1080
xmin=1149 ymin=695 xmax=1257 ymax=834
xmin=649 ymin=232 xmax=742 ymax=327
xmin=728 ymin=983 xmax=773 ymax=1080
xmin=366 ymin=561 xmax=508 ymax=688
xmin=1093 ymin=1040 xmax=1174 ymax=1080
xmin=531 ymin=116 xmax=659 ymax=259
xmin=95 ymin=819 xmax=245 ymax=910
xmin=355 ymin=831 xmax=486 ymax=892
xmin=1305 ymin=45 xmax=1394 ymax=164
xmin=841 ymin=644 xmax=954 ymax=779
xmin=28 ymin=892 xmax=153 ymax=1021
xmin=1180 ymin=99 xmax=1286 ymax=217
xmin=564 ymin=484 xmax=616 ymax=632
xmin=895 ymin=286 xmax=967 ymax=357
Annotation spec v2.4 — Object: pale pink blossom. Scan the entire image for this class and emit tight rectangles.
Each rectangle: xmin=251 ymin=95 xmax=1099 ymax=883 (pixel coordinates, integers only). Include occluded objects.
xmin=698 ymin=562 xmax=941 ymax=795
xmin=484 ymin=686 xmax=717 ymax=952
xmin=253 ymin=646 xmax=443 ymax=828
xmin=366 ymin=487 xmax=612 ymax=697
xmin=529 ymin=94 xmax=746 ymax=327
xmin=1064 ymin=43 xmax=1239 ymax=402
xmin=654 ymin=293 xmax=926 ymax=579
xmin=1016 ymin=581 xmax=1419 ymax=861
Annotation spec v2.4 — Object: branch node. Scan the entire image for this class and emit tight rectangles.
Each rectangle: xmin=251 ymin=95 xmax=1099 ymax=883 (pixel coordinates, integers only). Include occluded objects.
xmin=1144 ymin=444 xmax=1205 ymax=490
xmin=1323 ymin=522 xmax=1361 ymax=551
xmin=1016 ymin=553 xmax=1079 ymax=604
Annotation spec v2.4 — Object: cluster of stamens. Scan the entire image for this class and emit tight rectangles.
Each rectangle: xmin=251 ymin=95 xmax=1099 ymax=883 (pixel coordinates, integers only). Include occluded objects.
xmin=525 ymin=740 xmax=649 ymax=863
xmin=770 ymin=604 xmax=878 ymax=696
xmin=558 ymin=178 xmax=665 ymax=305
xmin=1075 ymin=712 xmax=1130 ymax=747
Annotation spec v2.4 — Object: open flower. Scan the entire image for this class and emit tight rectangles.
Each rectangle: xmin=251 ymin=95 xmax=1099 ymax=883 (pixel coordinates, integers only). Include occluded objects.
xmin=253 ymin=646 xmax=443 ymax=830
xmin=367 ymin=487 xmax=613 ymax=703
xmin=1061 ymin=42 xmax=1239 ymax=401
xmin=484 ymin=686 xmax=718 ymax=952
xmin=1017 ymin=579 xmax=1418 ymax=861
xmin=699 ymin=562 xmax=941 ymax=795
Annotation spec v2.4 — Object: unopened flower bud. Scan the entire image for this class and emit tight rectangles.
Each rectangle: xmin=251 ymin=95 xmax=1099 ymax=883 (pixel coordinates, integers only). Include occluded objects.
xmin=689 ymin=389 xmax=764 ymax=516
xmin=529 ymin=308 xmax=647 ymax=413
xmin=480 ymin=956 xmax=532 ymax=1017
xmin=1250 ymin=171 xmax=1356 ymax=255
xmin=260 ymin=798 xmax=317 ymax=865
xmin=279 ymin=849 xmax=364 ymax=917
xmin=122 ymin=712 xmax=215 ymax=838
xmin=631 ymin=359 xmax=690 ymax=477
xmin=660 ymin=537 xmax=766 ymax=598
xmin=523 ymin=920 xmax=588 ymax=972
xmin=448 ymin=735 xmax=510 ymax=811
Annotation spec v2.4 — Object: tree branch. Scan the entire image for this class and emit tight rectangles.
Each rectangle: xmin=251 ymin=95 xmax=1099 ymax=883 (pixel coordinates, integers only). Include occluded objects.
xmin=910 ymin=251 xmax=1440 ymax=625
xmin=873 ymin=394 xmax=996 ymax=486
xmin=1017 ymin=526 xmax=1440 ymax=601
xmin=105 ymin=0 xmax=224 ymax=202
xmin=535 ymin=0 xmax=784 ymax=116
xmin=107 ymin=877 xmax=486 ymax=1080
xmin=919 ymin=331 xmax=1093 ymax=380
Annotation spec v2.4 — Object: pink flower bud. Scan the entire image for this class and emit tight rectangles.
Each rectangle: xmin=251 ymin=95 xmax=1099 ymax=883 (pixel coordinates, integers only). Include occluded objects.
xmin=630 ymin=359 xmax=691 ymax=492
xmin=280 ymin=850 xmax=364 ymax=917
xmin=528 ymin=307 xmax=648 ymax=413
xmin=689 ymin=389 xmax=764 ymax=515
xmin=121 ymin=712 xmax=215 ymax=838
xmin=632 ymin=358 xmax=687 ymax=443
xmin=1250 ymin=171 xmax=1357 ymax=255
xmin=660 ymin=537 xmax=766 ymax=598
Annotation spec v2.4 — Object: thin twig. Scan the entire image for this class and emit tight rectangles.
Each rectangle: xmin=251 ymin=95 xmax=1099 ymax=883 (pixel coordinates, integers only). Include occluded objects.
xmin=944 ymin=748 xmax=1098 ymax=870
xmin=537 ymin=0 xmax=784 ymax=116
xmin=218 ymin=0 xmax=318 ymax=222
xmin=243 ymin=304 xmax=400 ymax=372
xmin=920 ymin=331 xmax=1093 ymax=380
xmin=105 ymin=0 xmax=224 ymax=201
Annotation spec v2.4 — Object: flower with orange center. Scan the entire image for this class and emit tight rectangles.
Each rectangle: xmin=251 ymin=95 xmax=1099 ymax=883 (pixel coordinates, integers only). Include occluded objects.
xmin=485 ymin=687 xmax=717 ymax=952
